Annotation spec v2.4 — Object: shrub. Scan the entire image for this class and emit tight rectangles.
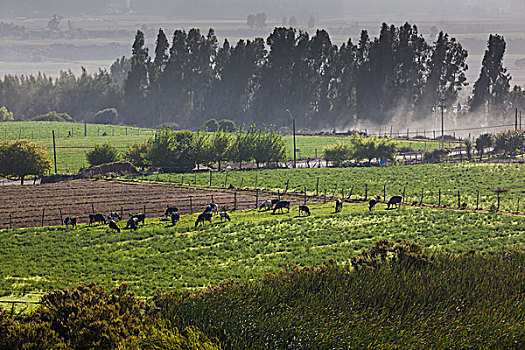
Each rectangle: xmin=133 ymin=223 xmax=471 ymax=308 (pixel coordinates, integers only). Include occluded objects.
xmin=423 ymin=148 xmax=450 ymax=162
xmin=123 ymin=142 xmax=148 ymax=169
xmin=0 ymin=106 xmax=14 ymax=121
xmin=464 ymin=138 xmax=473 ymax=160
xmin=30 ymin=111 xmax=73 ymax=122
xmin=218 ymin=119 xmax=237 ymax=132
xmin=86 ymin=143 xmax=120 ymax=166
xmin=204 ymin=119 xmax=219 ymax=132
xmin=494 ymin=130 xmax=525 ymax=156
xmin=323 ymin=141 xmax=351 ymax=166
xmin=91 ymin=107 xmax=118 ymax=125
xmin=475 ymin=133 xmax=493 ymax=160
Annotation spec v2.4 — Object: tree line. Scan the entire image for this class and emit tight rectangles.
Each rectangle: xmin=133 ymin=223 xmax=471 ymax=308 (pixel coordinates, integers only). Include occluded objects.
xmin=87 ymin=125 xmax=287 ymax=172
xmin=1 ymin=23 xmax=524 ymax=130
xmin=322 ymin=136 xmax=399 ymax=165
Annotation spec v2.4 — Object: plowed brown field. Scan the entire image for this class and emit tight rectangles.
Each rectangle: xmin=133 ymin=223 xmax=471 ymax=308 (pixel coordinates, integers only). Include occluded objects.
xmin=0 ymin=180 xmax=305 ymax=229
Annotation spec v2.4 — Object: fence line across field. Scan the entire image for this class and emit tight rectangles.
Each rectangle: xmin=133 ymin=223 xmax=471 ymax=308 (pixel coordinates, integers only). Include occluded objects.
xmin=1 ymin=180 xmax=523 ymax=229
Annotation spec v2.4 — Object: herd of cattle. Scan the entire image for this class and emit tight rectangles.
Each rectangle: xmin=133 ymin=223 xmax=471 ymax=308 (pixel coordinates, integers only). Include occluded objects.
xmin=61 ymin=195 xmax=404 ymax=231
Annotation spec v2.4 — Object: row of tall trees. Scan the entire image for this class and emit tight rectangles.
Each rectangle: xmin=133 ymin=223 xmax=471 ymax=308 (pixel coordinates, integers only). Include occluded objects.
xmin=0 ymin=23 xmax=523 ymax=130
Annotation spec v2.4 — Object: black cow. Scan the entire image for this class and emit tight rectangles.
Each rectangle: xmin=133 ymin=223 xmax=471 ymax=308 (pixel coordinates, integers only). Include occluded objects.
xmin=108 ymin=219 xmax=120 ymax=233
xmin=171 ymin=212 xmax=180 ymax=225
xmin=335 ymin=199 xmax=343 ymax=213
xmin=204 ymin=204 xmax=219 ymax=215
xmin=129 ymin=213 xmax=146 ymax=226
xmin=387 ymin=195 xmax=403 ymax=209
xmin=220 ymin=212 xmax=231 ymax=222
xmin=89 ymin=213 xmax=106 ymax=226
xmin=195 ymin=212 xmax=212 ymax=227
xmin=109 ymin=212 xmax=121 ymax=221
xmin=369 ymin=196 xmax=381 ymax=211
xmin=273 ymin=201 xmax=290 ymax=214
xmin=165 ymin=206 xmax=178 ymax=217
xmin=125 ymin=216 xmax=139 ymax=230
xmin=299 ymin=205 xmax=311 ymax=216
xmin=64 ymin=217 xmax=77 ymax=228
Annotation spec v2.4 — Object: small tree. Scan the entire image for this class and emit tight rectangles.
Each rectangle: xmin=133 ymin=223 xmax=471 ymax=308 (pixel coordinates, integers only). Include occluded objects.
xmin=475 ymin=133 xmax=493 ymax=160
xmin=209 ymin=130 xmax=231 ymax=171
xmin=31 ymin=111 xmax=73 ymax=122
xmin=0 ymin=140 xmax=52 ymax=184
xmin=218 ymin=119 xmax=237 ymax=132
xmin=323 ymin=141 xmax=351 ymax=166
xmin=0 ymin=106 xmax=14 ymax=121
xmin=253 ymin=127 xmax=287 ymax=168
xmin=92 ymin=108 xmax=119 ymax=125
xmin=123 ymin=142 xmax=148 ymax=170
xmin=191 ymin=131 xmax=210 ymax=169
xmin=204 ymin=119 xmax=219 ymax=132
xmin=464 ymin=139 xmax=473 ymax=160
xmin=86 ymin=143 xmax=120 ymax=166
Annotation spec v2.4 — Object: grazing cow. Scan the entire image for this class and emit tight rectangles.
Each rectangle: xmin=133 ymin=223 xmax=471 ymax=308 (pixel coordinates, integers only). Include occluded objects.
xmin=109 ymin=212 xmax=121 ymax=221
xmin=64 ymin=217 xmax=77 ymax=229
xmin=165 ymin=206 xmax=178 ymax=217
xmin=271 ymin=199 xmax=280 ymax=206
xmin=108 ymin=219 xmax=120 ymax=233
xmin=273 ymin=201 xmax=290 ymax=214
xmin=335 ymin=199 xmax=343 ymax=213
xmin=171 ymin=212 xmax=180 ymax=225
xmin=125 ymin=216 xmax=139 ymax=230
xmin=195 ymin=212 xmax=212 ymax=227
xmin=129 ymin=213 xmax=146 ymax=226
xmin=220 ymin=212 xmax=231 ymax=222
xmin=204 ymin=203 xmax=219 ymax=215
xmin=259 ymin=200 xmax=273 ymax=211
xmin=369 ymin=196 xmax=381 ymax=211
xmin=89 ymin=213 xmax=106 ymax=226
xmin=387 ymin=195 xmax=403 ymax=209
xmin=298 ymin=205 xmax=311 ymax=216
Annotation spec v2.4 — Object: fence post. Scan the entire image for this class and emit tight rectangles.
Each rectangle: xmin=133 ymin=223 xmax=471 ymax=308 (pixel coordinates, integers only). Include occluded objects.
xmin=383 ymin=184 xmax=386 ymax=202
xmin=92 ymin=203 xmax=95 ymax=214
xmin=194 ymin=172 xmax=197 ymax=185
xmin=316 ymin=177 xmax=319 ymax=197
xmin=323 ymin=189 xmax=326 ymax=203
xmin=9 ymin=213 xmax=12 ymax=230
xmin=457 ymin=191 xmax=461 ymax=208
xmin=304 ymin=187 xmax=307 ymax=205
xmin=234 ymin=191 xmax=237 ymax=211
xmin=476 ymin=190 xmax=479 ymax=210
xmin=41 ymin=208 xmax=45 ymax=227
xmin=402 ymin=186 xmax=406 ymax=203
xmin=497 ymin=192 xmax=500 ymax=212
xmin=120 ymin=206 xmax=123 ymax=219
xmin=255 ymin=174 xmax=258 ymax=190
xmin=59 ymin=209 xmax=63 ymax=225
xmin=517 ymin=197 xmax=520 ymax=214
xmin=209 ymin=171 xmax=212 ymax=187
xmin=211 ymin=195 xmax=215 ymax=204
xmin=278 ymin=190 xmax=281 ymax=201
xmin=224 ymin=173 xmax=228 ymax=188
xmin=420 ymin=188 xmax=424 ymax=205
xmin=365 ymin=184 xmax=368 ymax=201
xmin=256 ymin=189 xmax=259 ymax=209
xmin=240 ymin=178 xmax=244 ymax=188
xmin=285 ymin=179 xmax=289 ymax=194
xmin=189 ymin=196 xmax=193 ymax=212
xmin=143 ymin=204 xmax=146 ymax=216
xmin=438 ymin=189 xmax=441 ymax=206
xmin=181 ymin=175 xmax=184 ymax=185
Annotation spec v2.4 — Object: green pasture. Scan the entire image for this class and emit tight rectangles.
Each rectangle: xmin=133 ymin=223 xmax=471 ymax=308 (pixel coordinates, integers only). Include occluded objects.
xmin=1 ymin=202 xmax=525 ymax=300
xmin=0 ymin=121 xmax=450 ymax=174
xmin=139 ymin=162 xmax=525 ymax=213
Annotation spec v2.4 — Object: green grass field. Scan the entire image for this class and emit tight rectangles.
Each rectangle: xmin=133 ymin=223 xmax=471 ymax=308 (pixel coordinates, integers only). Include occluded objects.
xmin=140 ymin=162 xmax=525 ymax=213
xmin=1 ymin=201 xmax=524 ymax=301
xmin=0 ymin=121 xmax=451 ymax=174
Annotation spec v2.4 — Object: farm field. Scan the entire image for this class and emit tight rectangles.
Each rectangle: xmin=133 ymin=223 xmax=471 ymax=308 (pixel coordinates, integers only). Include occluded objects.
xmin=1 ymin=201 xmax=525 ymax=301
xmin=0 ymin=179 xmax=282 ymax=229
xmin=142 ymin=162 xmax=525 ymax=213
xmin=0 ymin=121 xmax=452 ymax=174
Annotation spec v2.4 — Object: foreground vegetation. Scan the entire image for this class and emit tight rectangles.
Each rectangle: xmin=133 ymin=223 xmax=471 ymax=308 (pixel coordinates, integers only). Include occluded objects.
xmin=2 ymin=241 xmax=525 ymax=349
xmin=1 ymin=202 xmax=525 ymax=300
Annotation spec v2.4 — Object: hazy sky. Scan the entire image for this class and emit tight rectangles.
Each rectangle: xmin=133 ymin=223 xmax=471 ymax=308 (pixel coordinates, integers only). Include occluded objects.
xmin=0 ymin=0 xmax=523 ymax=19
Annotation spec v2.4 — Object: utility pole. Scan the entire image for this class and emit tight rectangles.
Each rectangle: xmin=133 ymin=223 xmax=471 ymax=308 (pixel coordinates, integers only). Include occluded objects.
xmin=286 ymin=109 xmax=297 ymax=168
xmin=52 ymin=130 xmax=57 ymax=174
xmin=520 ymin=111 xmax=522 ymax=130
xmin=438 ymin=101 xmax=446 ymax=149
xmin=515 ymin=108 xmax=518 ymax=131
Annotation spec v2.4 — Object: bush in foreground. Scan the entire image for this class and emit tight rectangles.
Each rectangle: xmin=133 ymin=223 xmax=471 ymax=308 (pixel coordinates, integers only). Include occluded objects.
xmin=86 ymin=143 xmax=120 ymax=166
